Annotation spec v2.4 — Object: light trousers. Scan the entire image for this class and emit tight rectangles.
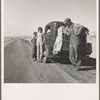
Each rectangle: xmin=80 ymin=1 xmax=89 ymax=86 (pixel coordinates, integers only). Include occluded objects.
xmin=37 ymin=42 xmax=43 ymax=61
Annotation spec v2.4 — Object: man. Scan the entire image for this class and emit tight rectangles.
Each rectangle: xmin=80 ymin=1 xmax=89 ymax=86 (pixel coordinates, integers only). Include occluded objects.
xmin=63 ymin=18 xmax=89 ymax=70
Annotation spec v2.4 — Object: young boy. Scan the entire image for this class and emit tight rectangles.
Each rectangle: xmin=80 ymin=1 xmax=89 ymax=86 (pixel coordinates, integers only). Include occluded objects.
xmin=31 ymin=32 xmax=37 ymax=61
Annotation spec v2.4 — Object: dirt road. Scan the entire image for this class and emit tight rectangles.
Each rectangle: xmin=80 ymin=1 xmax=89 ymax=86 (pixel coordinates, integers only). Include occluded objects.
xmin=4 ymin=38 xmax=96 ymax=83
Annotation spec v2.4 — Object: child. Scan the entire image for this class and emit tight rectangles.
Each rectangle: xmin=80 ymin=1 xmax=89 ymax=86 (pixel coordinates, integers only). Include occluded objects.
xmin=31 ymin=32 xmax=37 ymax=61
xmin=37 ymin=27 xmax=44 ymax=62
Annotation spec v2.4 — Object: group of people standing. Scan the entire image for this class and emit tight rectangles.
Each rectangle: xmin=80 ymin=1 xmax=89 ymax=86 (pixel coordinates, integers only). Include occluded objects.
xmin=31 ymin=18 xmax=89 ymax=71
xmin=31 ymin=27 xmax=44 ymax=62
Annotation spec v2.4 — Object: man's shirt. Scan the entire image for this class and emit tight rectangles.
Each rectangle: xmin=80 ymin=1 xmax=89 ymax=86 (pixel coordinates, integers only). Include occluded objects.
xmin=64 ymin=23 xmax=84 ymax=36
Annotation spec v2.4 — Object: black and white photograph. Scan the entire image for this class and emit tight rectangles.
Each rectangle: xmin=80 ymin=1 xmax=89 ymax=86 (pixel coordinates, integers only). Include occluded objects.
xmin=4 ymin=0 xmax=97 ymax=83
xmin=2 ymin=0 xmax=99 ymax=100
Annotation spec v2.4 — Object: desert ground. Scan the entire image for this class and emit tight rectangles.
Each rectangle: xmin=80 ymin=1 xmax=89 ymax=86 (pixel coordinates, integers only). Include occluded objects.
xmin=4 ymin=35 xmax=96 ymax=83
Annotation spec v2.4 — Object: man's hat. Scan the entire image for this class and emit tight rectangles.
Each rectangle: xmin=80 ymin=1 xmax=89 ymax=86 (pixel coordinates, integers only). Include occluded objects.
xmin=64 ymin=18 xmax=71 ymax=24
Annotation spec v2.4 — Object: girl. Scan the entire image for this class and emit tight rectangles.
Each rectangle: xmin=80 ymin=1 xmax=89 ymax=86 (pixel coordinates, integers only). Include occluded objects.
xmin=37 ymin=27 xmax=44 ymax=62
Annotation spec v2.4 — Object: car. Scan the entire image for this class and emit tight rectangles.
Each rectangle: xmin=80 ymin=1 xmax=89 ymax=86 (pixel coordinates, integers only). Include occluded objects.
xmin=43 ymin=21 xmax=92 ymax=63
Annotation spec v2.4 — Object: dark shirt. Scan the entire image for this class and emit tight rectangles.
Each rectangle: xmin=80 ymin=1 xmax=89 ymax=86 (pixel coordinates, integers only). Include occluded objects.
xmin=31 ymin=36 xmax=37 ymax=45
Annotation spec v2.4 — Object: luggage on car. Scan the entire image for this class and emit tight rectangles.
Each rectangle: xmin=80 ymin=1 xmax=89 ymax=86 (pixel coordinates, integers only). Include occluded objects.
xmin=53 ymin=26 xmax=69 ymax=54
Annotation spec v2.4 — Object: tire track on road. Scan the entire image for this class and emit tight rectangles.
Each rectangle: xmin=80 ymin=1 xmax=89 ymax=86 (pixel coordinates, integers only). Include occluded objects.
xmin=20 ymin=39 xmax=44 ymax=83
xmin=51 ymin=64 xmax=88 ymax=83
xmin=4 ymin=39 xmax=41 ymax=83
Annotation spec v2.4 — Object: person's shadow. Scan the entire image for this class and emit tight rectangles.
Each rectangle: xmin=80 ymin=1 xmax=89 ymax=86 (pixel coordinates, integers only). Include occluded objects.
xmin=59 ymin=57 xmax=96 ymax=71
xmin=78 ymin=66 xmax=96 ymax=71
xmin=79 ymin=57 xmax=96 ymax=71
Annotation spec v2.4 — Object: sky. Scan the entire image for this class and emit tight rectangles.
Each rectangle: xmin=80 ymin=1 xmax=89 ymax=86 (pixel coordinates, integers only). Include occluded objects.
xmin=4 ymin=0 xmax=97 ymax=37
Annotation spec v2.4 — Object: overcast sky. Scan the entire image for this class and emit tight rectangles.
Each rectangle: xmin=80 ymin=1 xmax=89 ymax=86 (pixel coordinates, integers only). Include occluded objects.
xmin=4 ymin=0 xmax=97 ymax=37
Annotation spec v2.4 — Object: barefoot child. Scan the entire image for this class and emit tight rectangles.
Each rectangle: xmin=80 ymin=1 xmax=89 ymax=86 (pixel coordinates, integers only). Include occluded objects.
xmin=31 ymin=32 xmax=37 ymax=61
xmin=37 ymin=27 xmax=44 ymax=62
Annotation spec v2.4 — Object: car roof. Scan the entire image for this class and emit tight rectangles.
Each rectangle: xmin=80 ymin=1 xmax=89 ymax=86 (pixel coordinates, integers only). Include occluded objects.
xmin=46 ymin=21 xmax=63 ymax=26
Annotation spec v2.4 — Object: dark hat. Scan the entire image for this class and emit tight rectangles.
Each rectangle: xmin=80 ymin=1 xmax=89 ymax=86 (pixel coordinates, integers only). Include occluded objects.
xmin=64 ymin=18 xmax=71 ymax=24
